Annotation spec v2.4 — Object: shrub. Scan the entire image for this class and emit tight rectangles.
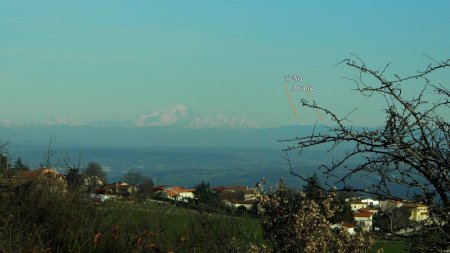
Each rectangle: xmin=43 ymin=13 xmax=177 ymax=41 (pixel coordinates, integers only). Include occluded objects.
xmin=256 ymin=179 xmax=374 ymax=253
xmin=0 ymin=179 xmax=99 ymax=252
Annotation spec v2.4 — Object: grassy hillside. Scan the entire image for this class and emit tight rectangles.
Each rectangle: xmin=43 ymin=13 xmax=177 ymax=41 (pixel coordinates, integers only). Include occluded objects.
xmin=95 ymin=201 xmax=264 ymax=252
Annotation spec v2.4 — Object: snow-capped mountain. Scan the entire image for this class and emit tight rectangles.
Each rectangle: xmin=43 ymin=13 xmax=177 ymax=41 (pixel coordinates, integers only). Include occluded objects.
xmin=132 ymin=104 xmax=194 ymax=128
xmin=0 ymin=116 xmax=87 ymax=128
xmin=1 ymin=105 xmax=260 ymax=130
xmin=131 ymin=105 xmax=260 ymax=129
xmin=37 ymin=116 xmax=88 ymax=127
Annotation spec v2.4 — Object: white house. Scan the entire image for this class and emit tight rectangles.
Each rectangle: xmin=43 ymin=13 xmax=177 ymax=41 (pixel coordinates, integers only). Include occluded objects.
xmin=353 ymin=212 xmax=374 ymax=232
xmin=162 ymin=186 xmax=195 ymax=202
xmin=361 ymin=198 xmax=380 ymax=207
xmin=403 ymin=203 xmax=429 ymax=222
xmin=350 ymin=199 xmax=368 ymax=212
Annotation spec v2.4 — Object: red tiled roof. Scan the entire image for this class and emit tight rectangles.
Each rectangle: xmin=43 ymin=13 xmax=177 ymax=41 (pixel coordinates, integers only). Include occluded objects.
xmin=164 ymin=188 xmax=179 ymax=197
xmin=353 ymin=212 xmax=373 ymax=218
xmin=341 ymin=221 xmax=357 ymax=228
xmin=164 ymin=187 xmax=194 ymax=197
xmin=19 ymin=168 xmax=64 ymax=180
xmin=153 ymin=186 xmax=164 ymax=192
xmin=170 ymin=186 xmax=194 ymax=193
xmin=358 ymin=208 xmax=377 ymax=213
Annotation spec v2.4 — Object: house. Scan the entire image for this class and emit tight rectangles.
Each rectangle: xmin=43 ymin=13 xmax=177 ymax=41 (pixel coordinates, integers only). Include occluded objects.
xmin=19 ymin=168 xmax=67 ymax=192
xmin=330 ymin=221 xmax=357 ymax=235
xmin=350 ymin=199 xmax=367 ymax=212
xmin=153 ymin=185 xmax=164 ymax=193
xmin=162 ymin=186 xmax=194 ymax=202
xmin=242 ymin=188 xmax=260 ymax=201
xmin=19 ymin=167 xmax=65 ymax=181
xmin=358 ymin=207 xmax=379 ymax=215
xmin=114 ymin=182 xmax=138 ymax=195
xmin=213 ymin=185 xmax=260 ymax=202
xmin=97 ymin=181 xmax=138 ymax=196
xmin=402 ymin=203 xmax=429 ymax=221
xmin=223 ymin=199 xmax=256 ymax=210
xmin=353 ymin=211 xmax=373 ymax=232
xmin=361 ymin=198 xmax=380 ymax=207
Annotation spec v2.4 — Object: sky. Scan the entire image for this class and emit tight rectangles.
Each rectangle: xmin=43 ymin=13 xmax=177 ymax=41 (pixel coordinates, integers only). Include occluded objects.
xmin=1 ymin=1 xmax=449 ymax=128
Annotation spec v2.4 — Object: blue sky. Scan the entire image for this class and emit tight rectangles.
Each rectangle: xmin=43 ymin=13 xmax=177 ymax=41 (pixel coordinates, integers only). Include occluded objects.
xmin=1 ymin=1 xmax=449 ymax=127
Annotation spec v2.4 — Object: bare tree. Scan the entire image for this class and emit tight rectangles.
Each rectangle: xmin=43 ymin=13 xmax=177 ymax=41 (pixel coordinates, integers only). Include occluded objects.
xmin=0 ymin=142 xmax=10 ymax=174
xmin=40 ymin=135 xmax=55 ymax=168
xmin=83 ymin=162 xmax=107 ymax=192
xmin=124 ymin=170 xmax=146 ymax=186
xmin=280 ymin=55 xmax=449 ymax=252
xmin=84 ymin=162 xmax=107 ymax=182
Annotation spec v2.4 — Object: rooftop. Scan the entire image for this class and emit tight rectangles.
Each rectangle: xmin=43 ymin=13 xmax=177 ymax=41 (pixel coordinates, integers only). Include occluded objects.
xmin=19 ymin=168 xmax=64 ymax=180
xmin=164 ymin=186 xmax=194 ymax=197
xmin=342 ymin=221 xmax=357 ymax=228
xmin=353 ymin=212 xmax=373 ymax=218
xmin=358 ymin=207 xmax=378 ymax=213
xmin=350 ymin=199 xmax=365 ymax=205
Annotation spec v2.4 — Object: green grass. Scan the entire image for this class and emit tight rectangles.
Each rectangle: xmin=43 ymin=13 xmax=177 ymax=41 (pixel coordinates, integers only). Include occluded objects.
xmin=95 ymin=200 xmax=264 ymax=251
xmin=100 ymin=201 xmax=415 ymax=253
xmin=371 ymin=239 xmax=409 ymax=253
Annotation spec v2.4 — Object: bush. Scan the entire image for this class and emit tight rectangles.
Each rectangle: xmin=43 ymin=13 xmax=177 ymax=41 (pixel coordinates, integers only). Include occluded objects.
xmin=0 ymin=179 xmax=99 ymax=252
xmin=256 ymin=179 xmax=374 ymax=253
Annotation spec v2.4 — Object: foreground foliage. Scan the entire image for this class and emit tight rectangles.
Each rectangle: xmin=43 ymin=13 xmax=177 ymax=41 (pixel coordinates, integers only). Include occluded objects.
xmin=256 ymin=180 xmax=373 ymax=253
xmin=0 ymin=177 xmax=262 ymax=252
xmin=0 ymin=181 xmax=98 ymax=252
xmin=281 ymin=56 xmax=450 ymax=252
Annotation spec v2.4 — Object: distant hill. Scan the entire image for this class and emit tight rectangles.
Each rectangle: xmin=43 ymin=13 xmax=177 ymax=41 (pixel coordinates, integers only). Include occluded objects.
xmin=0 ymin=124 xmax=332 ymax=148
xmin=4 ymin=144 xmax=355 ymax=189
xmin=1 ymin=119 xmax=380 ymax=192
xmin=0 ymin=104 xmax=345 ymax=148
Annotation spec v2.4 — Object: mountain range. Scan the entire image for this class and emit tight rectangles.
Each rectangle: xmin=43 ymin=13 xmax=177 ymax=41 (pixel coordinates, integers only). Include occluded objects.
xmin=0 ymin=104 xmax=327 ymax=148
xmin=1 ymin=105 xmax=260 ymax=130
xmin=0 ymin=105 xmax=371 ymax=189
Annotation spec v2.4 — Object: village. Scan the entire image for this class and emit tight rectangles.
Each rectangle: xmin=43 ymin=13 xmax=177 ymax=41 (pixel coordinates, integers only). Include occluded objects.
xmin=1 ymin=165 xmax=433 ymax=238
